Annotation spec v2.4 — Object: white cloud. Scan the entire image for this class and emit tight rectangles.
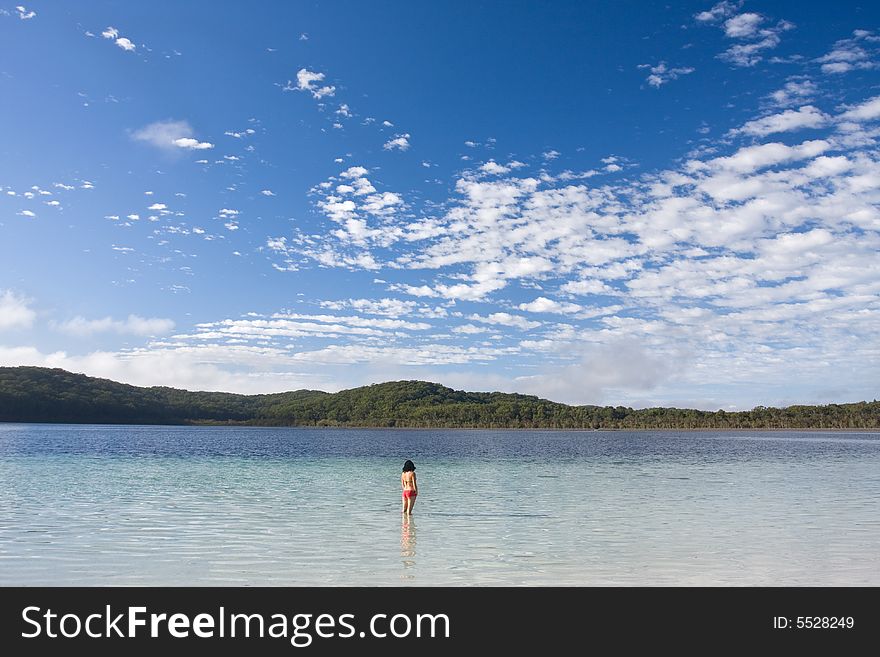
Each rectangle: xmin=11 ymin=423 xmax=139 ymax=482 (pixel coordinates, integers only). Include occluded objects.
xmin=268 ymin=312 xmax=430 ymax=331
xmin=295 ymin=68 xmax=323 ymax=88
xmin=560 ymin=279 xmax=614 ymax=296
xmin=0 ymin=341 xmax=518 ymax=396
xmin=0 ymin=290 xmax=36 ymax=330
xmin=172 ymin=137 xmax=214 ymax=150
xmin=701 ymin=7 xmax=795 ymax=67
xmin=730 ymin=105 xmax=828 ymax=137
xmin=132 ymin=120 xmax=214 ymax=152
xmin=256 ymin=88 xmax=880 ymax=407
xmin=15 ymin=5 xmax=35 ymax=19
xmin=383 ymin=134 xmax=411 ymax=151
xmin=518 ymin=297 xmax=583 ymax=314
xmin=452 ymin=324 xmax=491 ymax=334
xmin=389 ymin=284 xmax=436 ymax=298
xmin=17 ymin=209 xmax=35 ymax=218
xmin=512 ymin=340 xmax=674 ymax=406
xmin=816 ymin=31 xmax=879 ymax=75
xmin=480 ymin=160 xmax=510 ymax=175
xmin=724 ymin=12 xmax=763 ymax=38
xmin=115 ymin=37 xmax=135 ymax=52
xmin=53 ymin=315 xmax=175 ymax=337
xmin=319 ymin=297 xmax=420 ymax=318
xmin=802 ymin=155 xmax=852 ymax=178
xmin=639 ymin=61 xmax=695 ymax=88
xmin=707 ymin=139 xmax=829 ymax=172
xmin=292 ymin=68 xmax=335 ymax=99
xmin=361 ymin=191 xmax=403 ymax=215
xmin=694 ymin=1 xmax=741 ymax=23
xmin=340 ymin=166 xmax=369 ymax=179
xmin=147 ymin=203 xmax=167 ymax=211
xmin=768 ymin=78 xmax=817 ymax=107
xmin=468 ymin=312 xmax=542 ymax=330
xmin=838 ymin=95 xmax=880 ymax=122
xmin=720 ymin=30 xmax=785 ymax=67
xmin=224 ymin=129 xmax=255 ymax=138
xmin=101 ymin=26 xmax=137 ymax=52
xmin=260 ymin=189 xmax=276 ymax=196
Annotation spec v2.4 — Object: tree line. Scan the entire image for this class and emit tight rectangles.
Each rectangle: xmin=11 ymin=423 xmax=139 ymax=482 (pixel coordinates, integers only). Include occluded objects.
xmin=0 ymin=366 xmax=877 ymax=429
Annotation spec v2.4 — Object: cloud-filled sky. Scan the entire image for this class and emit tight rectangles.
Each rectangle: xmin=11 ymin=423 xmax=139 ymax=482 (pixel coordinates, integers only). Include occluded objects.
xmin=1 ymin=1 xmax=879 ymax=410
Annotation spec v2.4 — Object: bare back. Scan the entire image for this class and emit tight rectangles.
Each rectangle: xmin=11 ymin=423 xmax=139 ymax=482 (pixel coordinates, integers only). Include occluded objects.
xmin=401 ymin=471 xmax=416 ymax=491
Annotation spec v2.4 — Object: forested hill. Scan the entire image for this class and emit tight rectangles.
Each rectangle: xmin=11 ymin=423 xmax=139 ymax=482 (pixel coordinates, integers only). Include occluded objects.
xmin=0 ymin=366 xmax=877 ymax=429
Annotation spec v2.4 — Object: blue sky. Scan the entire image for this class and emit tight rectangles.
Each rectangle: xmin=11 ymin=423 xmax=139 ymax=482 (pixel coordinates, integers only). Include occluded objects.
xmin=1 ymin=1 xmax=879 ymax=409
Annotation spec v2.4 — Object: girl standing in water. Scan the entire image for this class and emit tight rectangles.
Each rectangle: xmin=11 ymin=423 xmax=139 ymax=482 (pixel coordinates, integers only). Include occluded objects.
xmin=401 ymin=460 xmax=418 ymax=514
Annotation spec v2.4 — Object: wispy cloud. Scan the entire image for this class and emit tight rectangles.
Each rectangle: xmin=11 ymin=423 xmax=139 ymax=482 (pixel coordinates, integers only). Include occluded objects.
xmin=767 ymin=78 xmax=817 ymax=107
xmin=468 ymin=313 xmax=542 ymax=330
xmin=728 ymin=105 xmax=828 ymax=137
xmin=816 ymin=29 xmax=880 ymax=74
xmin=694 ymin=1 xmax=742 ymax=23
xmin=132 ymin=120 xmax=214 ymax=151
xmin=53 ymin=315 xmax=175 ymax=337
xmin=696 ymin=3 xmax=794 ymax=67
xmin=259 ymin=84 xmax=880 ymax=407
xmin=101 ymin=26 xmax=137 ymax=52
xmin=638 ymin=61 xmax=695 ymax=88
xmin=0 ymin=290 xmax=36 ymax=330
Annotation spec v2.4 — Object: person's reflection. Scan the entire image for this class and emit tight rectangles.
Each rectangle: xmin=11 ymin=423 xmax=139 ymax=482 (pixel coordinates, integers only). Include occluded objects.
xmin=401 ymin=514 xmax=417 ymax=573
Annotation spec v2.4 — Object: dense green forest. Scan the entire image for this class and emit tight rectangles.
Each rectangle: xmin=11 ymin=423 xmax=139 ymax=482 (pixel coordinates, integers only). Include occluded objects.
xmin=0 ymin=366 xmax=877 ymax=429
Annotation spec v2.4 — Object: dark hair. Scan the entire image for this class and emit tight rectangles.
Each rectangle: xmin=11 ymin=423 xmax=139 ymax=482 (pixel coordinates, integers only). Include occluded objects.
xmin=402 ymin=460 xmax=416 ymax=472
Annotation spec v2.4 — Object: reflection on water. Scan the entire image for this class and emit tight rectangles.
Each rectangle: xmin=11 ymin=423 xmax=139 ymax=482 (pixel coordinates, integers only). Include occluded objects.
xmin=401 ymin=515 xmax=416 ymax=576
xmin=1 ymin=424 xmax=879 ymax=586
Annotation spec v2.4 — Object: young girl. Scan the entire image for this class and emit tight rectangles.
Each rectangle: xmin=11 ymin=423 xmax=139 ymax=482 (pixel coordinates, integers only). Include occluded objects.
xmin=401 ymin=460 xmax=418 ymax=514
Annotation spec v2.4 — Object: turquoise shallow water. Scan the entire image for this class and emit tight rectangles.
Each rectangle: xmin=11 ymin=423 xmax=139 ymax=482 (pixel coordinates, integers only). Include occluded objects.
xmin=1 ymin=424 xmax=878 ymax=585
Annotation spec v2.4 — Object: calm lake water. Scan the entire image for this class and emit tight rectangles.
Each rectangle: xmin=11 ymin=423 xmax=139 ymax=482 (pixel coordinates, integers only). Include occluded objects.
xmin=1 ymin=424 xmax=878 ymax=586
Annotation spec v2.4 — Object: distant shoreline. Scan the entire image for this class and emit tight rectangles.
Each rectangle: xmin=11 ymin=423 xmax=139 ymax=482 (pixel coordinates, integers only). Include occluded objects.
xmin=2 ymin=366 xmax=877 ymax=431
xmin=1 ymin=420 xmax=877 ymax=433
